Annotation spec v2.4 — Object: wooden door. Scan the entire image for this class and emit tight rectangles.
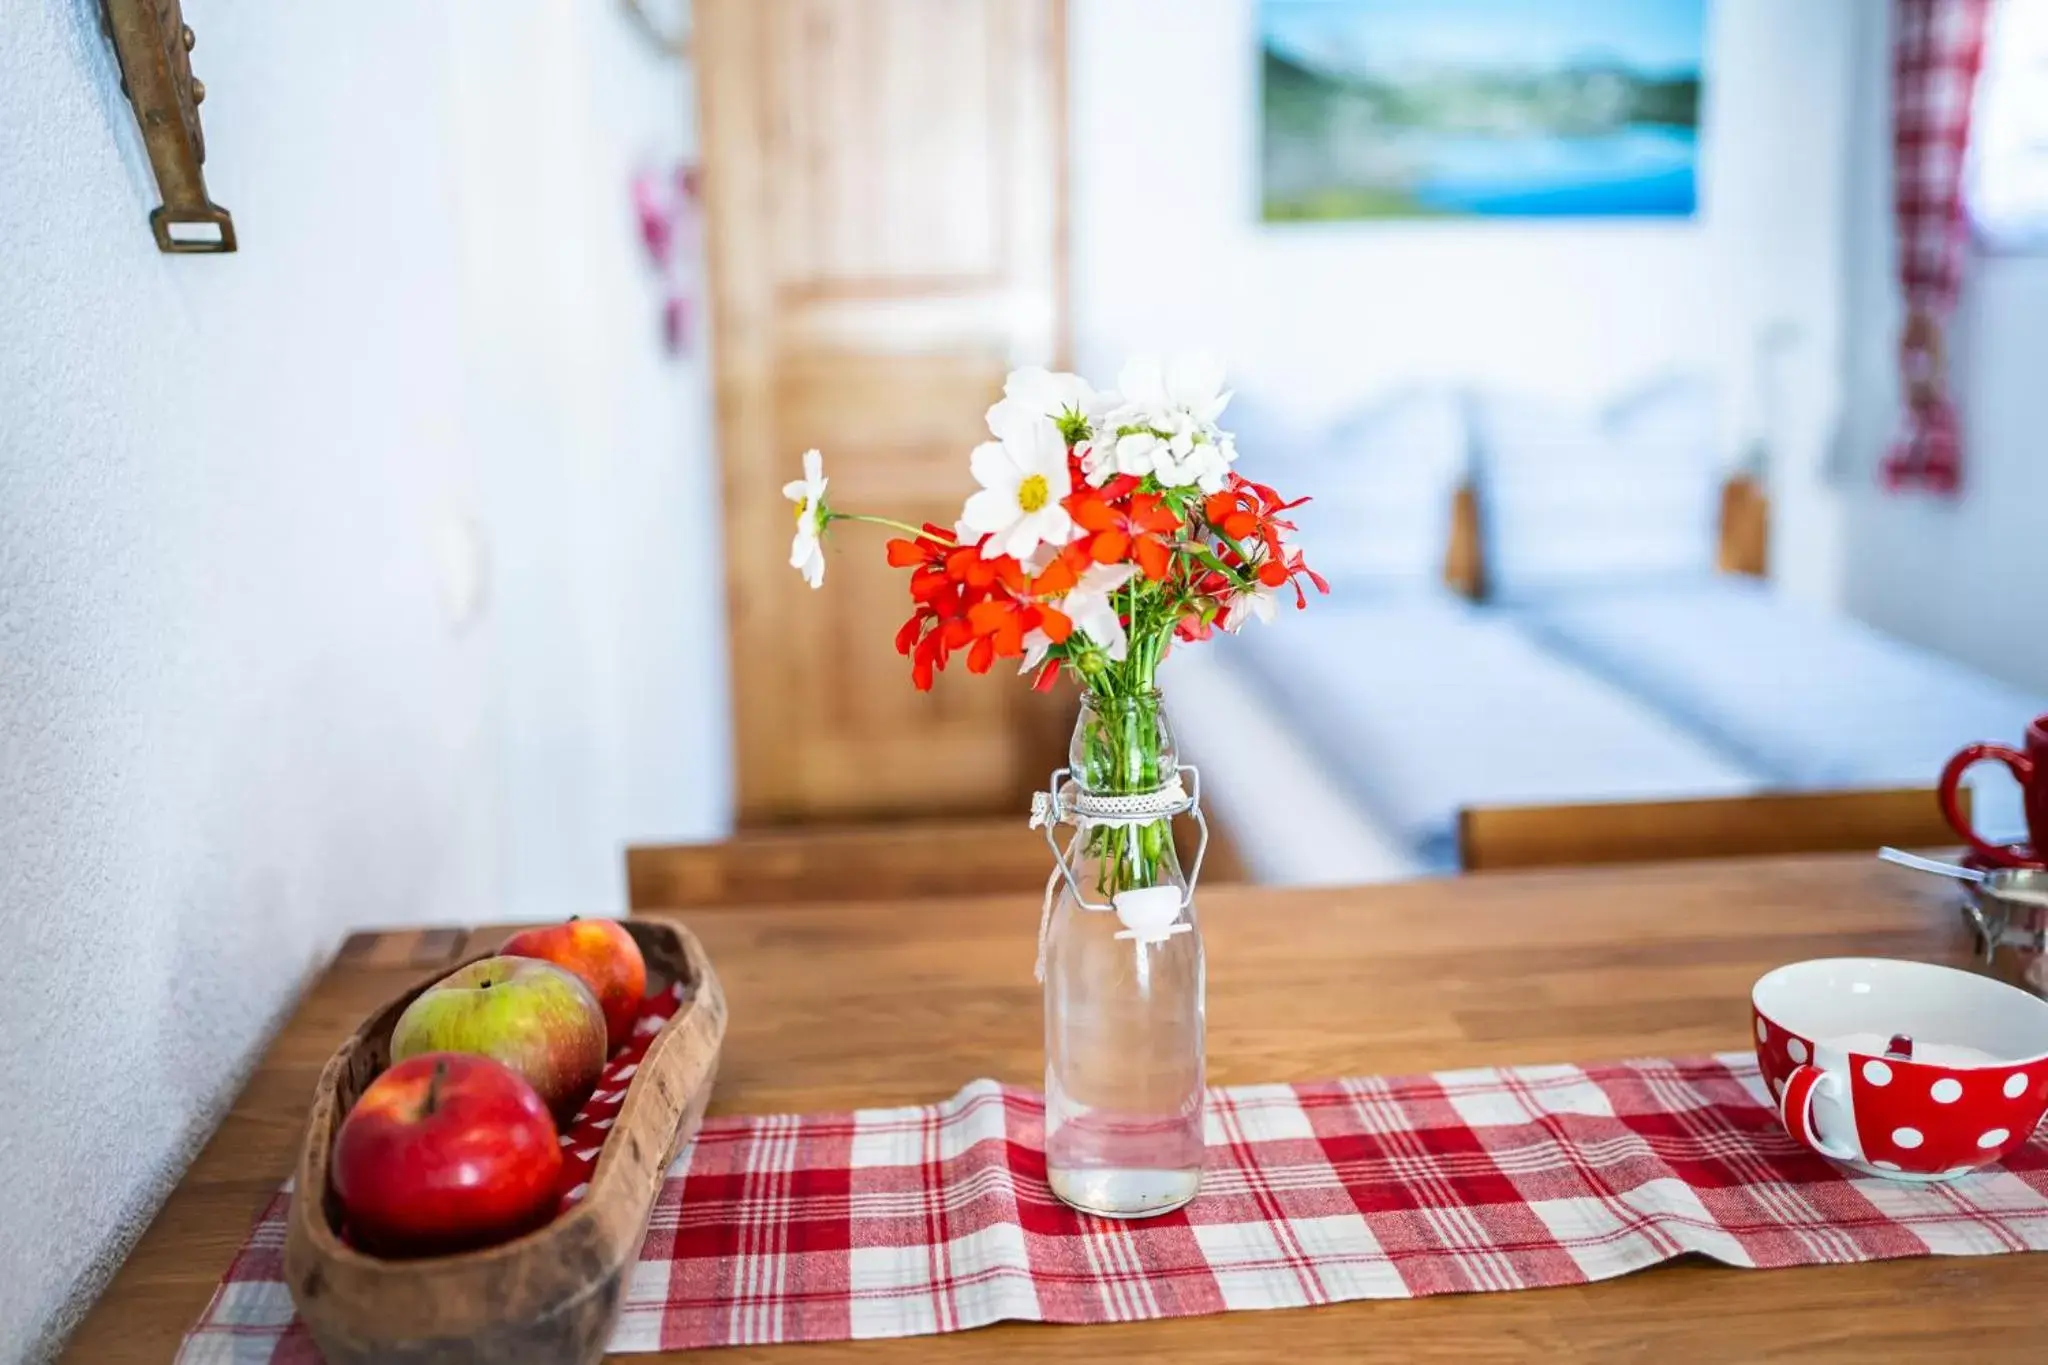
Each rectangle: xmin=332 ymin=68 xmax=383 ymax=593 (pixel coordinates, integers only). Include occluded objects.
xmin=699 ymin=0 xmax=1070 ymax=824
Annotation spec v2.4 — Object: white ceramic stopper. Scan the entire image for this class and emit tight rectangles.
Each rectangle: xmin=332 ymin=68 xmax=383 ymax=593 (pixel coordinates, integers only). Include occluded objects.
xmin=1113 ymin=886 xmax=1182 ymax=943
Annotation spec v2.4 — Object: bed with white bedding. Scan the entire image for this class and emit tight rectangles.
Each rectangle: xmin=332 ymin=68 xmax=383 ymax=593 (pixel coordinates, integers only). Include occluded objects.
xmin=1177 ymin=379 xmax=2046 ymax=879
xmin=1507 ymin=577 xmax=2048 ymax=844
xmin=1210 ymin=592 xmax=1765 ymax=871
xmin=1161 ymin=646 xmax=1425 ymax=886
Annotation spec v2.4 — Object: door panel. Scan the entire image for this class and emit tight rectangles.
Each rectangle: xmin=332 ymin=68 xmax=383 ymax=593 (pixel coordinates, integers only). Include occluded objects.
xmin=700 ymin=0 xmax=1069 ymax=824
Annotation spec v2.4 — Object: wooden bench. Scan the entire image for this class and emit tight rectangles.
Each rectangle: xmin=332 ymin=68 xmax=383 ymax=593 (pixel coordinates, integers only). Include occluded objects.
xmin=628 ymin=817 xmax=1244 ymax=910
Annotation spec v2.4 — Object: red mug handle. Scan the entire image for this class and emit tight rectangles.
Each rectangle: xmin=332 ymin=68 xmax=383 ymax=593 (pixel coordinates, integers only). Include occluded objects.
xmin=1938 ymin=743 xmax=2037 ymax=867
xmin=1780 ymin=1064 xmax=1858 ymax=1162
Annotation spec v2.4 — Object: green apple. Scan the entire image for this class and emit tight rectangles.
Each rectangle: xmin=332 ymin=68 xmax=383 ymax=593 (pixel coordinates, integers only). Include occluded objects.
xmin=390 ymin=956 xmax=607 ymax=1123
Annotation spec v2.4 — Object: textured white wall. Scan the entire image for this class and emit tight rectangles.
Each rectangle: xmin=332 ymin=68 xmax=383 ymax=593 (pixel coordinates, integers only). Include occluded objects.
xmin=1840 ymin=2 xmax=2048 ymax=695
xmin=0 ymin=2 xmax=725 ymax=1358
xmin=1071 ymin=0 xmax=1857 ymax=609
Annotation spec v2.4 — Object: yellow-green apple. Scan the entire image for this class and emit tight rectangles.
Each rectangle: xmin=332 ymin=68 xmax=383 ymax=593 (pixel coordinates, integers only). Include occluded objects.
xmin=331 ymin=1052 xmax=563 ymax=1257
xmin=390 ymin=956 xmax=606 ymax=1122
xmin=499 ymin=918 xmax=649 ymax=1052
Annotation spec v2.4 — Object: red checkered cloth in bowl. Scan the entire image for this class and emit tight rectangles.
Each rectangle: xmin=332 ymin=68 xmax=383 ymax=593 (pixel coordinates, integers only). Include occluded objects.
xmin=177 ymin=1053 xmax=2048 ymax=1361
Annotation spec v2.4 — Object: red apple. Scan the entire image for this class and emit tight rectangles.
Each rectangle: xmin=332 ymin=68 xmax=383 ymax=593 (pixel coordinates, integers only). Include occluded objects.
xmin=331 ymin=1052 xmax=562 ymax=1257
xmin=499 ymin=918 xmax=649 ymax=1051
xmin=391 ymin=956 xmax=607 ymax=1123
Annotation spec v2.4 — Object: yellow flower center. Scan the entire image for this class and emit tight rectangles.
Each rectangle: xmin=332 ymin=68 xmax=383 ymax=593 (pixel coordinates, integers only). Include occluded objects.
xmin=1016 ymin=474 xmax=1051 ymax=513
xmin=793 ymin=498 xmax=810 ymax=525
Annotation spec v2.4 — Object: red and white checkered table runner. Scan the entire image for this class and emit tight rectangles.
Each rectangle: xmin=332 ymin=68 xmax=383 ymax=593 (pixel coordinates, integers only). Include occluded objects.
xmin=178 ymin=1053 xmax=2048 ymax=1362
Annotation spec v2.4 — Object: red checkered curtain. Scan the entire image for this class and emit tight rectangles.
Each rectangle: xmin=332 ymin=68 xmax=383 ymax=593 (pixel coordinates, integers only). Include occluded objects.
xmin=1883 ymin=0 xmax=1993 ymax=495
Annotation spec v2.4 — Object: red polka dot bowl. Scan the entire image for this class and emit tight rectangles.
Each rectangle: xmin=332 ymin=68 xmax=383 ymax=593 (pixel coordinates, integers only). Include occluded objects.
xmin=1753 ymin=958 xmax=2048 ymax=1181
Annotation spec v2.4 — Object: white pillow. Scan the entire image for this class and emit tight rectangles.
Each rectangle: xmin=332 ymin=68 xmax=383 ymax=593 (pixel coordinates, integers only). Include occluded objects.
xmin=1233 ymin=388 xmax=1467 ymax=591
xmin=1471 ymin=379 xmax=1724 ymax=601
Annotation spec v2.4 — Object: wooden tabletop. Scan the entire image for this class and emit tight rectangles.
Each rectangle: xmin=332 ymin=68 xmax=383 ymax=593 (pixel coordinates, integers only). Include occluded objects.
xmin=65 ymin=855 xmax=2045 ymax=1363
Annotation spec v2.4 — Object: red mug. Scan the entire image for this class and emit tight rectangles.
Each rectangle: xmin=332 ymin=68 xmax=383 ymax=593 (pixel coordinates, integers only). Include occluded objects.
xmin=1939 ymin=713 xmax=2048 ymax=869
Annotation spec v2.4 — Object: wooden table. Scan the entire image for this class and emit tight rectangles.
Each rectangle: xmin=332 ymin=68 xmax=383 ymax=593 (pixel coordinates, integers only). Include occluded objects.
xmin=67 ymin=855 xmax=2044 ymax=1362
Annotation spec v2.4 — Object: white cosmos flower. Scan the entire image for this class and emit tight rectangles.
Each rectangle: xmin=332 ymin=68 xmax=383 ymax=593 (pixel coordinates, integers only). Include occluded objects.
xmin=1219 ymin=579 xmax=1280 ymax=632
xmin=987 ymin=367 xmax=1113 ymax=440
xmin=1219 ymin=535 xmax=1295 ymax=631
xmin=782 ymin=447 xmax=829 ymax=589
xmin=959 ymin=411 xmax=1078 ymax=561
xmin=1084 ymin=352 xmax=1239 ymax=493
xmin=1047 ymin=561 xmax=1138 ymax=662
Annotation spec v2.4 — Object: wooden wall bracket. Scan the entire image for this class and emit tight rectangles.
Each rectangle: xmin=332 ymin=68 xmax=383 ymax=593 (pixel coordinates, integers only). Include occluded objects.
xmin=101 ymin=0 xmax=236 ymax=253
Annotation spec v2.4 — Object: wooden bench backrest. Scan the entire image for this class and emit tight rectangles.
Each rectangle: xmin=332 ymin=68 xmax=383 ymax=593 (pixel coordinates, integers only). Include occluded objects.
xmin=1458 ymin=786 xmax=1962 ymax=873
xmin=628 ymin=811 xmax=1246 ymax=910
xmin=627 ymin=819 xmax=1056 ymax=910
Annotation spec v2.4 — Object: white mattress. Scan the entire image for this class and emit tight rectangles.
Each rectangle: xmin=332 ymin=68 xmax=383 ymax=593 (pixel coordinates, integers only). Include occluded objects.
xmin=1215 ymin=593 xmax=1766 ymax=870
xmin=1509 ymin=579 xmax=2048 ymax=844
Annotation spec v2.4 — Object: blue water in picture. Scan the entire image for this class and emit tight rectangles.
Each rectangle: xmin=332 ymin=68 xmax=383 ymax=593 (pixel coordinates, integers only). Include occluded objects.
xmin=1408 ymin=126 xmax=1698 ymax=217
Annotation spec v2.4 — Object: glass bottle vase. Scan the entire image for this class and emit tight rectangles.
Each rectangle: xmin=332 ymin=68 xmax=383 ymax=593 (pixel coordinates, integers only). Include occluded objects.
xmin=1042 ymin=689 xmax=1206 ymax=1219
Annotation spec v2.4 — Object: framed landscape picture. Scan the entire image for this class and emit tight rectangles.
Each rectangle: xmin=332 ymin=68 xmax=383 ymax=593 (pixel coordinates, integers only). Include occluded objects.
xmin=1260 ymin=0 xmax=1707 ymax=221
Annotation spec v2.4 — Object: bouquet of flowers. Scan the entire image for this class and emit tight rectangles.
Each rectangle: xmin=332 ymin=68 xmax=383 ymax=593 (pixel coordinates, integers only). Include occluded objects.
xmin=786 ymin=353 xmax=1324 ymax=687
xmin=784 ymin=354 xmax=1325 ymax=893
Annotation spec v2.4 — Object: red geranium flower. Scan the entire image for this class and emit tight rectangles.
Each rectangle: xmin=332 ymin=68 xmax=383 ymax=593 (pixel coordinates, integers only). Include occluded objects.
xmin=1070 ymin=478 xmax=1182 ymax=581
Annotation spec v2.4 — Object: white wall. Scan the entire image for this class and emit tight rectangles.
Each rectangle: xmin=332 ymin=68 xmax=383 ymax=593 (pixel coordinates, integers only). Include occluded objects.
xmin=1840 ymin=2 xmax=2048 ymax=695
xmin=1070 ymin=0 xmax=1858 ymax=608
xmin=0 ymin=1 xmax=724 ymax=1357
xmin=443 ymin=1 xmax=732 ymax=917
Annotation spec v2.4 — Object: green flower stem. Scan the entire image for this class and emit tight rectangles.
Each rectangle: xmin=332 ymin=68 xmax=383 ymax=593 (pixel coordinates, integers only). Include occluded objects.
xmin=1075 ymin=656 xmax=1175 ymax=901
xmin=830 ymin=512 xmax=948 ymax=540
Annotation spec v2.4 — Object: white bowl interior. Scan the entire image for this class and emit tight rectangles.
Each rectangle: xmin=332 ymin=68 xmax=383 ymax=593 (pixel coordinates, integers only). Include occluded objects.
xmin=1753 ymin=958 xmax=2048 ymax=1063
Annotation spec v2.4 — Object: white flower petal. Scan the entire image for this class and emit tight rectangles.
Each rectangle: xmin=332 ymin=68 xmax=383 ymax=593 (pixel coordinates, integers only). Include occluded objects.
xmin=1019 ymin=427 xmax=1073 ymax=491
xmin=1079 ymin=562 xmax=1137 ymax=595
xmin=984 ymin=396 xmax=1032 ymax=439
xmin=1006 ymin=366 xmax=1057 ymax=396
xmin=1086 ymin=610 xmax=1129 ymax=661
xmin=1151 ymin=454 xmax=1197 ymax=488
xmin=960 ymin=486 xmax=1019 ymax=534
xmin=1007 ymin=367 xmax=1080 ymax=411
xmin=1114 ymin=431 xmax=1159 ymax=472
xmin=991 ymin=369 xmax=1109 ymax=435
xmin=1029 ymin=504 xmax=1076 ymax=548
xmin=970 ymin=438 xmax=1021 ymax=490
xmin=801 ymin=447 xmax=823 ymax=483
xmin=989 ymin=399 xmax=1058 ymax=450
xmin=790 ymin=525 xmax=825 ymax=588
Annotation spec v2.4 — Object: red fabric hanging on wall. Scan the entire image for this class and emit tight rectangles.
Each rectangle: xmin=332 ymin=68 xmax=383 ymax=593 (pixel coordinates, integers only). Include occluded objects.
xmin=1883 ymin=0 xmax=1993 ymax=496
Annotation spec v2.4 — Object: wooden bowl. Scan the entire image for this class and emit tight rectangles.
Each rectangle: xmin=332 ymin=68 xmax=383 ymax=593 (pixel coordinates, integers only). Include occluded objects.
xmin=283 ymin=917 xmax=725 ymax=1365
